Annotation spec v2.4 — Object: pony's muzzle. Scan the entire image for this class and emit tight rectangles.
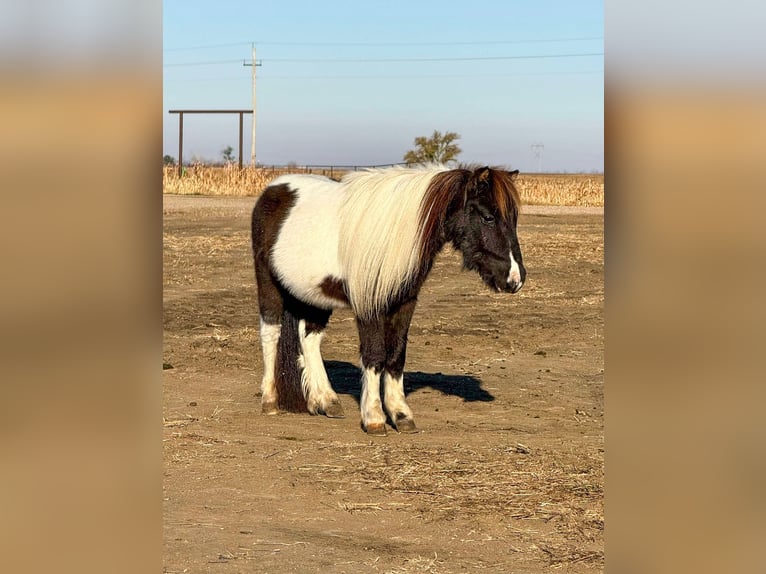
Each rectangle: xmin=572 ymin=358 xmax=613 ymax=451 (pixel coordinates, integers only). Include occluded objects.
xmin=506 ymin=279 xmax=524 ymax=293
xmin=506 ymin=262 xmax=524 ymax=293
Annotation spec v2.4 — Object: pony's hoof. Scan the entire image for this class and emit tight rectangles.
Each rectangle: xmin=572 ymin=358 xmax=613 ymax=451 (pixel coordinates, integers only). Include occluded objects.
xmin=394 ymin=418 xmax=418 ymax=433
xmin=261 ymin=401 xmax=279 ymax=415
xmin=365 ymin=423 xmax=387 ymax=436
xmin=322 ymin=400 xmax=345 ymax=419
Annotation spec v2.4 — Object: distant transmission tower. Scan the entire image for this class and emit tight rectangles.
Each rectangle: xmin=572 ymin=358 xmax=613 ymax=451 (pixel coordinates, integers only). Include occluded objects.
xmin=531 ymin=143 xmax=544 ymax=173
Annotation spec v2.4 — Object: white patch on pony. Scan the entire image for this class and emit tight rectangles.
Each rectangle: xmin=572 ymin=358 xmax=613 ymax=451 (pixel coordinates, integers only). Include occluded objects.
xmin=339 ymin=165 xmax=451 ymax=319
xmin=297 ymin=319 xmax=339 ymax=414
xmin=360 ymin=364 xmax=386 ymax=429
xmin=259 ymin=319 xmax=281 ymax=405
xmin=270 ymin=175 xmax=349 ymax=310
xmin=508 ymin=251 xmax=522 ymax=288
xmin=271 ymin=166 xmax=452 ymax=318
xmin=383 ymin=372 xmax=413 ymax=421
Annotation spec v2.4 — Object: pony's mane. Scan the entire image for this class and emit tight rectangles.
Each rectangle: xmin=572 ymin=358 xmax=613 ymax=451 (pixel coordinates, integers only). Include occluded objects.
xmin=338 ymin=165 xmax=450 ymax=319
xmin=337 ymin=165 xmax=520 ymax=319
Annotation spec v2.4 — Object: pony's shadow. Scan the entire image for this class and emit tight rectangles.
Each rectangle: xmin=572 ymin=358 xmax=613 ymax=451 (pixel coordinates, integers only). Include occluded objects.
xmin=324 ymin=360 xmax=495 ymax=405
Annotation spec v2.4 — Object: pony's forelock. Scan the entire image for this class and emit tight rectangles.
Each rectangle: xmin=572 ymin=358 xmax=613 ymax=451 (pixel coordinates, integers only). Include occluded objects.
xmin=487 ymin=168 xmax=521 ymax=221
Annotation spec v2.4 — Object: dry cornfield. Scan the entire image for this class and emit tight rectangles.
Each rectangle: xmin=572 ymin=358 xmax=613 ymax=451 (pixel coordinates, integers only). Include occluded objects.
xmin=163 ymin=165 xmax=604 ymax=207
xmin=515 ymin=174 xmax=603 ymax=207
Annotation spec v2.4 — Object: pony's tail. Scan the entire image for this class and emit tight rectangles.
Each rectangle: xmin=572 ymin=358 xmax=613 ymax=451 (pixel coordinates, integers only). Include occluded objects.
xmin=275 ymin=306 xmax=308 ymax=412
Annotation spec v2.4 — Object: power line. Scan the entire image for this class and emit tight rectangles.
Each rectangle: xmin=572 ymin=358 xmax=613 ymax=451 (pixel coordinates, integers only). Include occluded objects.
xmin=166 ymin=51 xmax=603 ymax=67
xmin=265 ymin=70 xmax=605 ymax=79
xmin=264 ymin=52 xmax=603 ymax=63
xmin=163 ymin=41 xmax=252 ymax=52
xmin=164 ymin=70 xmax=604 ymax=83
xmin=164 ymin=59 xmax=243 ymax=67
xmin=255 ymin=36 xmax=603 ymax=47
xmin=163 ymin=36 xmax=603 ymax=51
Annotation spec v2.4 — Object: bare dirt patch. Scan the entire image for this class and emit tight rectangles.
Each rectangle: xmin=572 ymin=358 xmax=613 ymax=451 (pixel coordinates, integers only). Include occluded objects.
xmin=163 ymin=195 xmax=604 ymax=573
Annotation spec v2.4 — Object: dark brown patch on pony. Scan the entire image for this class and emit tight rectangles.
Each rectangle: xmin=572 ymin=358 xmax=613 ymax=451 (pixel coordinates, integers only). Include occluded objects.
xmin=251 ymin=183 xmax=297 ymax=324
xmin=320 ymin=276 xmax=350 ymax=305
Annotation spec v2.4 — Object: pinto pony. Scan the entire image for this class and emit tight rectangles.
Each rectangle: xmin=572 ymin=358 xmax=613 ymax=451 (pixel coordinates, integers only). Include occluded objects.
xmin=251 ymin=165 xmax=525 ymax=435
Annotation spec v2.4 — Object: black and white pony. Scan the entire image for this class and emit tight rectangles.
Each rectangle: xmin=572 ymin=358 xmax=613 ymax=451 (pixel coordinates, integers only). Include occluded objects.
xmin=251 ymin=164 xmax=525 ymax=435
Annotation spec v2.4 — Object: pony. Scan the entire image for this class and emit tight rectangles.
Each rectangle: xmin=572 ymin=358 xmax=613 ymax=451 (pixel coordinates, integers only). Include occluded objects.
xmin=251 ymin=164 xmax=525 ymax=435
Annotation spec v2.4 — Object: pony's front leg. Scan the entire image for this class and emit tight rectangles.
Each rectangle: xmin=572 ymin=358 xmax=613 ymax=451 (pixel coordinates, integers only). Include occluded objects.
xmin=357 ymin=318 xmax=387 ymax=435
xmin=383 ymin=298 xmax=418 ymax=433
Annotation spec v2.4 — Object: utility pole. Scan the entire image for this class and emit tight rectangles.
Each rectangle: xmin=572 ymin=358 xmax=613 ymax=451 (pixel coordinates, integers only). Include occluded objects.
xmin=243 ymin=44 xmax=261 ymax=167
xmin=531 ymin=143 xmax=544 ymax=173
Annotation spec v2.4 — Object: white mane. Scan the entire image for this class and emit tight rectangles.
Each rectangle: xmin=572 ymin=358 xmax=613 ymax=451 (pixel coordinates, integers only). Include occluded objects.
xmin=338 ymin=165 xmax=450 ymax=320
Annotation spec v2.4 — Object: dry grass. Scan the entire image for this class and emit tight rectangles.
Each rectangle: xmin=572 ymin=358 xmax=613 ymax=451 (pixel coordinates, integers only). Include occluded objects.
xmin=163 ymin=165 xmax=604 ymax=207
xmin=286 ymin=441 xmax=604 ymax=568
xmin=163 ymin=198 xmax=604 ymax=571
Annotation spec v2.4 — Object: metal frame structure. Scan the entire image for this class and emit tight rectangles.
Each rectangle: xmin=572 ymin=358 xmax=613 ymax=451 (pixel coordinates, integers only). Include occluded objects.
xmin=168 ymin=109 xmax=253 ymax=176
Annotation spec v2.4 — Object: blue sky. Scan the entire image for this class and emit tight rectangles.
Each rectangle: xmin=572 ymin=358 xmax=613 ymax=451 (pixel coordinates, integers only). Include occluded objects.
xmin=163 ymin=0 xmax=603 ymax=172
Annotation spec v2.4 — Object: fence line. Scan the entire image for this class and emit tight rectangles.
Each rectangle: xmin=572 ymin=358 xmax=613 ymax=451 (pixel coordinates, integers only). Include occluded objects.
xmin=257 ymin=163 xmax=409 ymax=178
xmin=164 ymin=162 xmax=412 ymax=179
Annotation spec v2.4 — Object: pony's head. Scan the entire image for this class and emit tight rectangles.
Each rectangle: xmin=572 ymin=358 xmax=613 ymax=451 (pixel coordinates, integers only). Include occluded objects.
xmin=423 ymin=166 xmax=526 ymax=294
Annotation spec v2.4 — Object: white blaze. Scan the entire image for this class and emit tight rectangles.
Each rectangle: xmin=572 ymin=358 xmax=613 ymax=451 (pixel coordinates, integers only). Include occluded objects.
xmin=507 ymin=250 xmax=522 ymax=287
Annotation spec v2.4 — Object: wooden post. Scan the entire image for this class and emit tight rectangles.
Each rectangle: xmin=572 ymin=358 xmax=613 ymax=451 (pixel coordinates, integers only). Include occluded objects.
xmin=238 ymin=112 xmax=244 ymax=170
xmin=178 ymin=112 xmax=184 ymax=177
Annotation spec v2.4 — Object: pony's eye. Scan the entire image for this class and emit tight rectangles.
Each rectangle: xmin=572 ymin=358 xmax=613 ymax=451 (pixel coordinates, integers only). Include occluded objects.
xmin=481 ymin=213 xmax=495 ymax=225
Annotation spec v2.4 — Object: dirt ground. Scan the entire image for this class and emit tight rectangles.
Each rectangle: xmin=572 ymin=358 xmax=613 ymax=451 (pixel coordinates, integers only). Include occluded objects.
xmin=163 ymin=195 xmax=604 ymax=573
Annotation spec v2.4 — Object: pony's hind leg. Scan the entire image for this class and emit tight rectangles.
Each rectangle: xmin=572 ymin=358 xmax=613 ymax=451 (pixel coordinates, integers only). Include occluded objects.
xmin=259 ymin=318 xmax=281 ymax=414
xmin=356 ymin=318 xmax=388 ymax=435
xmin=298 ymin=312 xmax=345 ymax=418
xmin=254 ymin=255 xmax=283 ymax=415
xmin=383 ymin=298 xmax=418 ymax=433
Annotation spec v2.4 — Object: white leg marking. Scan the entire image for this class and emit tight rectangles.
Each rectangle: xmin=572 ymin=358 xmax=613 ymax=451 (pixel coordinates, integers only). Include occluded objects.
xmin=507 ymin=250 xmax=522 ymax=287
xmin=360 ymin=364 xmax=386 ymax=429
xmin=259 ymin=319 xmax=281 ymax=407
xmin=298 ymin=319 xmax=339 ymax=414
xmin=383 ymin=373 xmax=413 ymax=422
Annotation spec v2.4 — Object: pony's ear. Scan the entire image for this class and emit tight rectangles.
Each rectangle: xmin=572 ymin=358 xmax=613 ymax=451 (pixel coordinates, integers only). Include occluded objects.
xmin=465 ymin=166 xmax=491 ymax=205
xmin=507 ymin=169 xmax=519 ymax=181
xmin=474 ymin=167 xmax=492 ymax=195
